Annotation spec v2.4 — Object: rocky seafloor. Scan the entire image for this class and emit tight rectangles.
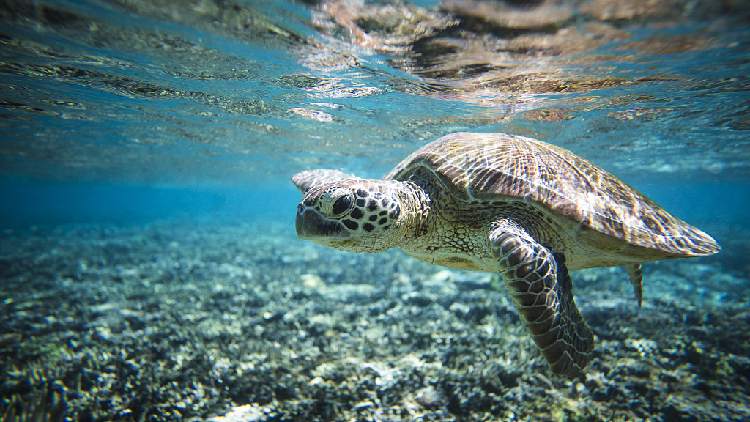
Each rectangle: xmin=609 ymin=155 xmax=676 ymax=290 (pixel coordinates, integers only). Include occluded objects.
xmin=1 ymin=220 xmax=748 ymax=421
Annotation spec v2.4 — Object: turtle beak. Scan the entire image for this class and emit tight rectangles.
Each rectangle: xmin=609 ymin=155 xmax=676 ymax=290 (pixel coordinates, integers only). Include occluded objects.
xmin=295 ymin=204 xmax=349 ymax=241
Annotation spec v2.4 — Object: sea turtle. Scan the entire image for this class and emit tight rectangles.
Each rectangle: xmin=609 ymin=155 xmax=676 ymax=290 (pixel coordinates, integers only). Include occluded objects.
xmin=291 ymin=132 xmax=720 ymax=376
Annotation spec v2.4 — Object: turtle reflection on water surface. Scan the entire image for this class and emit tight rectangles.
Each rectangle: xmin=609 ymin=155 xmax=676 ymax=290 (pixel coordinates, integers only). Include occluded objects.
xmin=292 ymin=132 xmax=720 ymax=376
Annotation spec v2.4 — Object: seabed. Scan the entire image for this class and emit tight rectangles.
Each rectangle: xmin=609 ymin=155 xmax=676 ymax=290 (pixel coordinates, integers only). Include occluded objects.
xmin=1 ymin=220 xmax=748 ymax=421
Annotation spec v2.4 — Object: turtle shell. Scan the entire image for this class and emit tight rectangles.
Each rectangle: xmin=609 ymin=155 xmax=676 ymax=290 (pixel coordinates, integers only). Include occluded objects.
xmin=384 ymin=132 xmax=720 ymax=257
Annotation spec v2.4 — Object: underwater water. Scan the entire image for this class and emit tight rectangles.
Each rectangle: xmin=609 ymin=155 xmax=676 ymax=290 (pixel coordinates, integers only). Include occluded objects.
xmin=1 ymin=0 xmax=750 ymax=420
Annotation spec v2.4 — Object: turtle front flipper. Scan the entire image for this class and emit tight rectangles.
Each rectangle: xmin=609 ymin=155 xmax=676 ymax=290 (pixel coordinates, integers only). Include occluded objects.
xmin=291 ymin=169 xmax=360 ymax=193
xmin=490 ymin=220 xmax=595 ymax=376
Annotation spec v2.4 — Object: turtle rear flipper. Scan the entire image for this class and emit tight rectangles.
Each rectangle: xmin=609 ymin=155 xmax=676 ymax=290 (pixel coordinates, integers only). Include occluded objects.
xmin=291 ymin=169 xmax=359 ymax=193
xmin=490 ymin=220 xmax=595 ymax=376
xmin=626 ymin=263 xmax=643 ymax=307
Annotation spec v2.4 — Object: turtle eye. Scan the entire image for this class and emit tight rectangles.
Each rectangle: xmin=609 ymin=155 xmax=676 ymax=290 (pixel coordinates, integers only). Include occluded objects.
xmin=331 ymin=195 xmax=352 ymax=215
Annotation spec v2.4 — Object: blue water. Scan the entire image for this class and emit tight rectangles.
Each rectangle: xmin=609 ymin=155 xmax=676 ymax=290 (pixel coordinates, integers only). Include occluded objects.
xmin=1 ymin=0 xmax=750 ymax=420
xmin=1 ymin=181 xmax=747 ymax=239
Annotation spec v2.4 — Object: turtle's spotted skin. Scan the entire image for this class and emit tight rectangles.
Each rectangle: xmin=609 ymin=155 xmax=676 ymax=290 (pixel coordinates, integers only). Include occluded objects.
xmin=292 ymin=132 xmax=720 ymax=376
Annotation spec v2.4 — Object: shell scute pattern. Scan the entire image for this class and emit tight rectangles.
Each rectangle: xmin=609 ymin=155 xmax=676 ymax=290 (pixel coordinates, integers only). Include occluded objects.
xmin=385 ymin=132 xmax=719 ymax=257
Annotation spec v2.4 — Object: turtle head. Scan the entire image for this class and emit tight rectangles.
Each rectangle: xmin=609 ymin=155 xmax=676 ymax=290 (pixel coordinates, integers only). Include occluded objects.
xmin=295 ymin=179 xmax=408 ymax=253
